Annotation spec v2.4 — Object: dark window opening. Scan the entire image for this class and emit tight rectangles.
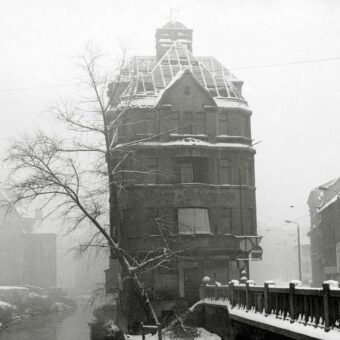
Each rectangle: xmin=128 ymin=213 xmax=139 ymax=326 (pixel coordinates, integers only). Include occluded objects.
xmin=243 ymin=208 xmax=254 ymax=235
xmin=219 ymin=159 xmax=231 ymax=184
xmin=179 ymin=111 xmax=193 ymax=134
xmin=134 ymin=120 xmax=147 ymax=135
xmin=144 ymin=157 xmax=158 ymax=184
xmin=218 ymin=87 xmax=228 ymax=97
xmin=178 ymin=158 xmax=208 ymax=183
xmin=178 ymin=111 xmax=206 ymax=135
xmin=219 ymin=208 xmax=232 ymax=234
xmin=194 ymin=112 xmax=206 ymax=134
xmin=218 ymin=112 xmax=228 ymax=135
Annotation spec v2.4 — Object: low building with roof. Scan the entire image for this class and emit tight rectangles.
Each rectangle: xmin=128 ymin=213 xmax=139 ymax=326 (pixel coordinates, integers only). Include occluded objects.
xmin=106 ymin=21 xmax=261 ymax=327
xmin=307 ymin=177 xmax=340 ymax=286
xmin=0 ymin=191 xmax=56 ymax=288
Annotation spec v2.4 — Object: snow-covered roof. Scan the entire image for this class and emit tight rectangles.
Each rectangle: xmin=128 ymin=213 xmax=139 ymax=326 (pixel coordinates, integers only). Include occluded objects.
xmin=161 ymin=21 xmax=188 ymax=29
xmin=308 ymin=176 xmax=340 ymax=213
xmin=119 ymin=41 xmax=246 ymax=109
xmin=317 ymin=194 xmax=339 ymax=213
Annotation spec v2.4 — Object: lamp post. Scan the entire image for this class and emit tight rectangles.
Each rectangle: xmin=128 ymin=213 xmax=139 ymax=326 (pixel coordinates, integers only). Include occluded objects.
xmin=285 ymin=220 xmax=302 ymax=282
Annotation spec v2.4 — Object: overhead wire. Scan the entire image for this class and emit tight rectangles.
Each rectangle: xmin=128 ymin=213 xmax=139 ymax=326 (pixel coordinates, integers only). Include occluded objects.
xmin=1 ymin=55 xmax=340 ymax=92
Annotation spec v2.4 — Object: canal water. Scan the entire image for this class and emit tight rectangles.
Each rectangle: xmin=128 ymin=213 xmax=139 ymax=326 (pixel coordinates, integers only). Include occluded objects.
xmin=0 ymin=298 xmax=92 ymax=340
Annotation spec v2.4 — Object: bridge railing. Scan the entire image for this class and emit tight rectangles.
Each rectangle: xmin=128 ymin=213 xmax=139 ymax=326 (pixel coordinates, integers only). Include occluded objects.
xmin=200 ymin=278 xmax=340 ymax=332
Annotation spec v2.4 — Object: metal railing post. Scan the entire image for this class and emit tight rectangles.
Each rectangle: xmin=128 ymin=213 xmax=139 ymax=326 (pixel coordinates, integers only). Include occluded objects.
xmin=229 ymin=281 xmax=235 ymax=307
xmin=264 ymin=282 xmax=269 ymax=316
xmin=141 ymin=322 xmax=145 ymax=340
xmin=289 ymin=282 xmax=296 ymax=323
xmin=323 ymin=283 xmax=331 ymax=331
xmin=245 ymin=281 xmax=250 ymax=312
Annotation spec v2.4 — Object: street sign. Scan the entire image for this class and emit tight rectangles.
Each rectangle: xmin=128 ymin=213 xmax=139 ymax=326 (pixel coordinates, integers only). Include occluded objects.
xmin=239 ymin=238 xmax=253 ymax=252
xmin=250 ymin=245 xmax=263 ymax=261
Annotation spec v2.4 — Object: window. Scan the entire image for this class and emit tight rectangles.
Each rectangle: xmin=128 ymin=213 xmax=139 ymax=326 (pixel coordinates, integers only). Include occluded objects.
xmin=181 ymin=162 xmax=193 ymax=183
xmin=240 ymin=115 xmax=250 ymax=138
xmin=146 ymin=112 xmax=156 ymax=134
xmin=194 ymin=112 xmax=206 ymax=135
xmin=124 ymin=209 xmax=145 ymax=237
xmin=219 ymin=113 xmax=228 ymax=135
xmin=179 ymin=158 xmax=208 ymax=183
xmin=121 ymin=157 xmax=133 ymax=185
xmin=245 ymin=160 xmax=252 ymax=186
xmin=219 ymin=159 xmax=231 ymax=184
xmin=131 ymin=208 xmax=178 ymax=236
xmin=146 ymin=208 xmax=159 ymax=235
xmin=145 ymin=157 xmax=158 ymax=184
xmin=133 ymin=112 xmax=155 ymax=136
xmin=163 ymin=209 xmax=178 ymax=233
xmin=243 ymin=208 xmax=254 ymax=235
xmin=170 ymin=112 xmax=179 ymax=133
xmin=134 ymin=119 xmax=147 ymax=135
xmin=177 ymin=111 xmax=206 ymax=135
xmin=184 ymin=86 xmax=190 ymax=96
xmin=178 ymin=208 xmax=210 ymax=234
xmin=179 ymin=111 xmax=193 ymax=134
xmin=119 ymin=119 xmax=127 ymax=137
xmin=231 ymin=208 xmax=241 ymax=234
xmin=219 ymin=208 xmax=232 ymax=234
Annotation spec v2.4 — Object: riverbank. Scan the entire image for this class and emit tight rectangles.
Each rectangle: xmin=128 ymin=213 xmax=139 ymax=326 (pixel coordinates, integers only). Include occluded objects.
xmin=0 ymin=297 xmax=91 ymax=340
xmin=0 ymin=286 xmax=76 ymax=330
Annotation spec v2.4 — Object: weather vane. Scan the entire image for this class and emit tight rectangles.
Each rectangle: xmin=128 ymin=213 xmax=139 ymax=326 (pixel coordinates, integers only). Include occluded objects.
xmin=169 ymin=8 xmax=180 ymax=23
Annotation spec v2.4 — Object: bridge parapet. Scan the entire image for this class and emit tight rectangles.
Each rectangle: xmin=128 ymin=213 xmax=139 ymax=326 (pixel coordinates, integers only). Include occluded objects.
xmin=200 ymin=278 xmax=340 ymax=333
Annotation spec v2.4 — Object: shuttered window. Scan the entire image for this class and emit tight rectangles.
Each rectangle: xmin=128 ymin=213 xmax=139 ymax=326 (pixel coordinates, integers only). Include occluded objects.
xmin=178 ymin=208 xmax=210 ymax=234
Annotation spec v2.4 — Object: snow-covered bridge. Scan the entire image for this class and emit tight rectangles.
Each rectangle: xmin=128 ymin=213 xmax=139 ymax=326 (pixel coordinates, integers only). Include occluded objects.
xmin=191 ymin=278 xmax=340 ymax=340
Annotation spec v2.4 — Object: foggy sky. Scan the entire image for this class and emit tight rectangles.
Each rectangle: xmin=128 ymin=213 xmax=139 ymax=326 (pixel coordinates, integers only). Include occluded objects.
xmin=1 ymin=0 xmax=340 ymax=244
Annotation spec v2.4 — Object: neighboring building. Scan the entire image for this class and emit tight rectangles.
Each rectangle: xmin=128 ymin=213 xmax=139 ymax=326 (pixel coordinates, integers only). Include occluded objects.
xmin=107 ymin=21 xmax=260 ymax=325
xmin=308 ymin=177 xmax=340 ymax=286
xmin=300 ymin=244 xmax=312 ymax=285
xmin=23 ymin=233 xmax=57 ymax=288
xmin=0 ymin=192 xmax=57 ymax=288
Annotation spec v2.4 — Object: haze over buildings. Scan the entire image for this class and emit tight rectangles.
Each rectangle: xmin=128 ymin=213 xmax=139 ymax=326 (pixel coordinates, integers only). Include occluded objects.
xmin=1 ymin=0 xmax=340 ymax=286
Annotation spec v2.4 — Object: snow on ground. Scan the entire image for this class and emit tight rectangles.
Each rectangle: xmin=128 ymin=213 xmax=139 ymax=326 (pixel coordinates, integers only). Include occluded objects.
xmin=126 ymin=327 xmax=221 ymax=340
xmin=202 ymin=298 xmax=340 ymax=340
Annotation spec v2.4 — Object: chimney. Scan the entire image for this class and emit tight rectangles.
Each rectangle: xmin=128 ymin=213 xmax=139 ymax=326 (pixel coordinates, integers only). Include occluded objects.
xmin=155 ymin=22 xmax=193 ymax=61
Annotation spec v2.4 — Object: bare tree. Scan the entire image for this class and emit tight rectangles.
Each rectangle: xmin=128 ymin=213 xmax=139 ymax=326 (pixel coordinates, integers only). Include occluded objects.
xmin=3 ymin=46 xmax=181 ymax=326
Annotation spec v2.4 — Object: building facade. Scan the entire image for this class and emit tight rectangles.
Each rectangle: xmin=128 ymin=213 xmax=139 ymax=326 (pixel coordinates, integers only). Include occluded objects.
xmin=108 ymin=22 xmax=260 ymax=325
xmin=0 ymin=193 xmax=57 ymax=288
xmin=308 ymin=178 xmax=340 ymax=286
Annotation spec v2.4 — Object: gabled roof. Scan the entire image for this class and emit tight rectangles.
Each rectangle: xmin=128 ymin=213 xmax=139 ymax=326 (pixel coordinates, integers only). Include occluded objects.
xmin=156 ymin=68 xmax=217 ymax=108
xmin=307 ymin=177 xmax=340 ymax=213
xmin=120 ymin=41 xmax=245 ymax=108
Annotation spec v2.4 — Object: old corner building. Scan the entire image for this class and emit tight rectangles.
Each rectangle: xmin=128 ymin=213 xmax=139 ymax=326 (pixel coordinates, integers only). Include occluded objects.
xmin=107 ymin=21 xmax=261 ymax=324
xmin=308 ymin=178 xmax=340 ymax=286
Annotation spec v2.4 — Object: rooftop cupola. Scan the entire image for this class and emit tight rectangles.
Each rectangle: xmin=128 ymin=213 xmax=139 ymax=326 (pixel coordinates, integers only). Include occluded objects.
xmin=155 ymin=21 xmax=193 ymax=61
